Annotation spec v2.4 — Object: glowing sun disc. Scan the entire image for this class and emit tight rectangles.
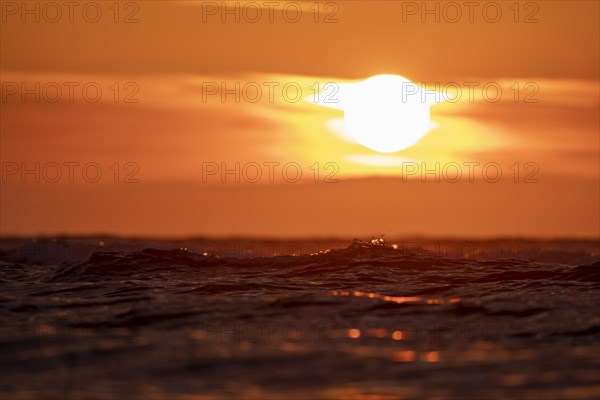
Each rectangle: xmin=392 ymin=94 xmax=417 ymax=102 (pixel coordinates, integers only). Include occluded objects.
xmin=342 ymin=74 xmax=447 ymax=153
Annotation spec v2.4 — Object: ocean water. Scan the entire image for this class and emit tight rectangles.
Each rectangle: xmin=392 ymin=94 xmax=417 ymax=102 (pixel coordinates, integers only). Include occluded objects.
xmin=1 ymin=237 xmax=599 ymax=400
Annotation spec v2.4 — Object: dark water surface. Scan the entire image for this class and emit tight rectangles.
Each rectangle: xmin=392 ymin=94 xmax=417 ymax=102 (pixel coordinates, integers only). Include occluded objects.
xmin=1 ymin=237 xmax=599 ymax=399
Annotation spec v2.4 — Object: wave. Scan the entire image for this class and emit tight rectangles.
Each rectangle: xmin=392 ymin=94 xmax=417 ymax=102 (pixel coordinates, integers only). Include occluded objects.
xmin=11 ymin=238 xmax=592 ymax=288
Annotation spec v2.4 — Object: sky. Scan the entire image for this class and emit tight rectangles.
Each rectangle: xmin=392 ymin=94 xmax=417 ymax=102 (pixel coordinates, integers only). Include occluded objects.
xmin=1 ymin=1 xmax=599 ymax=238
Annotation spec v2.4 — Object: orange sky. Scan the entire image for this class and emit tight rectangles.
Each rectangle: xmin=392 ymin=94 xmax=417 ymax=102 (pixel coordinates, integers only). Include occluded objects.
xmin=1 ymin=1 xmax=599 ymax=238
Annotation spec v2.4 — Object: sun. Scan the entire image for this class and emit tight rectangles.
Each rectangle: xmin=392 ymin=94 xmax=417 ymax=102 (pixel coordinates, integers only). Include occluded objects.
xmin=345 ymin=75 xmax=438 ymax=153
xmin=314 ymin=74 xmax=448 ymax=153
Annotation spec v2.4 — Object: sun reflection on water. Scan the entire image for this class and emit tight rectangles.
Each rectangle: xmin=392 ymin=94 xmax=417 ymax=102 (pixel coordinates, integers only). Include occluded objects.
xmin=332 ymin=290 xmax=461 ymax=306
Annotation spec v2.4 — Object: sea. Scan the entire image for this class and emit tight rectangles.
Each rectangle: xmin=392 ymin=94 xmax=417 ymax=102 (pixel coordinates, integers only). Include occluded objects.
xmin=1 ymin=236 xmax=599 ymax=399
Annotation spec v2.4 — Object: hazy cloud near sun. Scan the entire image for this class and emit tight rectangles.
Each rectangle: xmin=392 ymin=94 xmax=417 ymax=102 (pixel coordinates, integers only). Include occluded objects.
xmin=2 ymin=71 xmax=598 ymax=178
